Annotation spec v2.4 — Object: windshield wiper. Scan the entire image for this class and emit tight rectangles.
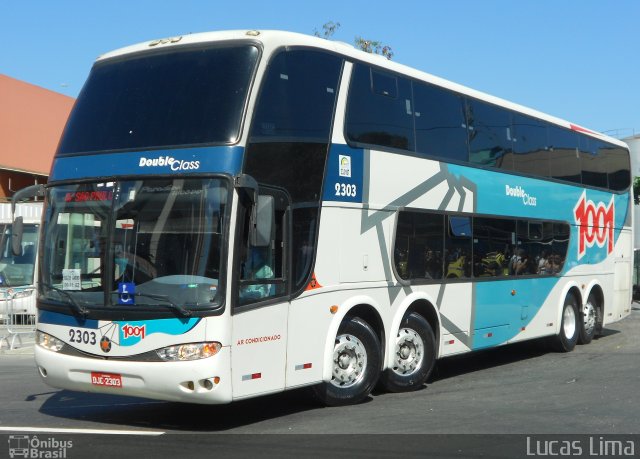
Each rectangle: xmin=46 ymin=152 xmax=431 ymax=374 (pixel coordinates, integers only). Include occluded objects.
xmin=118 ymin=291 xmax=192 ymax=317
xmin=41 ymin=283 xmax=89 ymax=318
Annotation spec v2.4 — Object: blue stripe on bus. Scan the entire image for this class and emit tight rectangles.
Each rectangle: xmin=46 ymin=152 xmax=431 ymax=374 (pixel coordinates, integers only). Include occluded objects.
xmin=473 ymin=277 xmax=561 ymax=350
xmin=448 ymin=164 xmax=629 ymax=224
xmin=448 ymin=163 xmax=629 ymax=267
xmin=49 ymin=146 xmax=244 ymax=181
xmin=38 ymin=310 xmax=100 ymax=329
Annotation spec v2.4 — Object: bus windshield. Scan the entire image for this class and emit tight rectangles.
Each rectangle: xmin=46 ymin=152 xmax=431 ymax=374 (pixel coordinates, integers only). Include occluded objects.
xmin=57 ymin=43 xmax=259 ymax=154
xmin=40 ymin=178 xmax=228 ymax=312
xmin=0 ymin=223 xmax=39 ymax=287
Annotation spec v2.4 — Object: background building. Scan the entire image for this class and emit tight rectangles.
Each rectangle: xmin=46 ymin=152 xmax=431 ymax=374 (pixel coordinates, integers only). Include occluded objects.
xmin=0 ymin=74 xmax=74 ymax=202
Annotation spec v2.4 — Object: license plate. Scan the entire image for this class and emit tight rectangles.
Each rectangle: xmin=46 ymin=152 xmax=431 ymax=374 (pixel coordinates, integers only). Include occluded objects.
xmin=91 ymin=372 xmax=123 ymax=388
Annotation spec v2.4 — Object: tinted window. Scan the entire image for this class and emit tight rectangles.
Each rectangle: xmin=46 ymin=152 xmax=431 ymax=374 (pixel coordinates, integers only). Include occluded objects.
xmin=245 ymin=49 xmax=343 ymax=294
xmin=250 ymin=50 xmax=342 ymax=141
xmin=548 ymin=126 xmax=580 ymax=184
xmin=605 ymin=145 xmax=631 ymax=191
xmin=394 ymin=212 xmax=444 ymax=281
xmin=551 ymin=223 xmax=569 ymax=273
xmin=291 ymin=206 xmax=318 ymax=290
xmin=512 ymin=115 xmax=549 ymax=176
xmin=58 ymin=45 xmax=259 ymax=154
xmin=515 ymin=220 xmax=548 ymax=275
xmin=413 ymin=82 xmax=468 ymax=162
xmin=466 ymin=100 xmax=513 ymax=170
xmin=346 ymin=64 xmax=414 ymax=151
xmin=394 ymin=211 xmax=568 ymax=282
xmin=473 ymin=218 xmax=514 ymax=277
xmin=246 ymin=50 xmax=343 ymax=202
xmin=445 ymin=216 xmax=471 ymax=279
xmin=580 ymin=138 xmax=608 ymax=188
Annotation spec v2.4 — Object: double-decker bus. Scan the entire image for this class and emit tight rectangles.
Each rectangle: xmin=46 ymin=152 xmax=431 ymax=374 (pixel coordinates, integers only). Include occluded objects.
xmin=29 ymin=30 xmax=632 ymax=406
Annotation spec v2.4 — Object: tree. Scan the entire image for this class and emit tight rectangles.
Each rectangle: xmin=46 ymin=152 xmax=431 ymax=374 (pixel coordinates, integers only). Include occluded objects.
xmin=314 ymin=22 xmax=394 ymax=60
xmin=313 ymin=21 xmax=341 ymax=40
xmin=634 ymin=176 xmax=640 ymax=204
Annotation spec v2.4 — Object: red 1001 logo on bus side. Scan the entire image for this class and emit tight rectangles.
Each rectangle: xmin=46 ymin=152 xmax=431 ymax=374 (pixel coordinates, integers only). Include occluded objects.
xmin=573 ymin=191 xmax=615 ymax=260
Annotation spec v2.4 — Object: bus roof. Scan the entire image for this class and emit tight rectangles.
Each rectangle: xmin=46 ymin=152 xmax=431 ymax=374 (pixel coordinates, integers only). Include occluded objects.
xmin=96 ymin=29 xmax=627 ymax=149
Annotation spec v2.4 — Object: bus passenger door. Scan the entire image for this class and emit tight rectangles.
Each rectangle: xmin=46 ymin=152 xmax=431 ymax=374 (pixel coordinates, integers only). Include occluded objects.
xmin=231 ymin=188 xmax=290 ymax=400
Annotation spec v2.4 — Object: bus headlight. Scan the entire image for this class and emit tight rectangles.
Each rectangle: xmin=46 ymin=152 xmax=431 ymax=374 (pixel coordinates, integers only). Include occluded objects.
xmin=156 ymin=342 xmax=222 ymax=361
xmin=36 ymin=331 xmax=65 ymax=352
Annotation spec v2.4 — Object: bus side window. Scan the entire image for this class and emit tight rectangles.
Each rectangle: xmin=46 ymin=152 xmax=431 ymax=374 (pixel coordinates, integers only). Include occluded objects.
xmin=466 ymin=99 xmax=513 ymax=170
xmin=512 ymin=114 xmax=549 ymax=177
xmin=548 ymin=126 xmax=580 ymax=184
xmin=238 ymin=189 xmax=289 ymax=307
xmin=346 ymin=63 xmax=414 ymax=151
xmin=413 ymin=82 xmax=468 ymax=163
xmin=445 ymin=216 xmax=471 ymax=279
xmin=580 ymin=137 xmax=608 ymax=188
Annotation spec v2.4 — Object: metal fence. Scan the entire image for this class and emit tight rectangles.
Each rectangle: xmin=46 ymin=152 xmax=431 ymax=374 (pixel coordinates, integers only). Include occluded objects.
xmin=0 ymin=287 xmax=36 ymax=350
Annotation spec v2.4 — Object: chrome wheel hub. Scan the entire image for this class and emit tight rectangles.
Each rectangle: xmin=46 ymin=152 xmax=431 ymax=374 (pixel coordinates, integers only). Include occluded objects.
xmin=563 ymin=304 xmax=577 ymax=339
xmin=330 ymin=334 xmax=367 ymax=388
xmin=582 ymin=301 xmax=596 ymax=336
xmin=391 ymin=327 xmax=424 ymax=376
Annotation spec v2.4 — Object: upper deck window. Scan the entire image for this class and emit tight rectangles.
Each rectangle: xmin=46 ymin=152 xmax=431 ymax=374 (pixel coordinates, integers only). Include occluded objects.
xmin=346 ymin=63 xmax=414 ymax=151
xmin=57 ymin=44 xmax=259 ymax=155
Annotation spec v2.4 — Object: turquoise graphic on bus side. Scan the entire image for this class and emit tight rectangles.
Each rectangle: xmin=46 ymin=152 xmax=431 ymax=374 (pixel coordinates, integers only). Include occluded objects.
xmin=118 ymin=317 xmax=201 ymax=346
xmin=473 ymin=277 xmax=560 ymax=350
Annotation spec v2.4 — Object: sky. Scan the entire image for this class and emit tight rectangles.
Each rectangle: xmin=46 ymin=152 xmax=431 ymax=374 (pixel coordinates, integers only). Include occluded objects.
xmin=2 ymin=0 xmax=639 ymax=138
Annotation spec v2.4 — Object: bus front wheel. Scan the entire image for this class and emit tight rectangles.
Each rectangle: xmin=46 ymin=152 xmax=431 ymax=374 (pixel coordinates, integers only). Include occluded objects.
xmin=313 ymin=316 xmax=381 ymax=406
xmin=379 ymin=312 xmax=436 ymax=393
xmin=552 ymin=294 xmax=579 ymax=352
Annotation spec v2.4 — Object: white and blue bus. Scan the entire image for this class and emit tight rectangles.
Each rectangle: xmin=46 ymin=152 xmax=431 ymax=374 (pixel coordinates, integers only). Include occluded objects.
xmin=30 ymin=30 xmax=632 ymax=405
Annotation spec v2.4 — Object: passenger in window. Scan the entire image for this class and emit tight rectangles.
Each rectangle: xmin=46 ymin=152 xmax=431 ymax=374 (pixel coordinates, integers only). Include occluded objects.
xmin=545 ymin=254 xmax=562 ymax=274
xmin=425 ymin=248 xmax=442 ymax=279
xmin=516 ymin=251 xmax=532 ymax=275
xmin=395 ymin=247 xmax=408 ymax=279
xmin=240 ymin=247 xmax=275 ymax=300
xmin=537 ymin=250 xmax=549 ymax=274
xmin=509 ymin=248 xmax=530 ymax=275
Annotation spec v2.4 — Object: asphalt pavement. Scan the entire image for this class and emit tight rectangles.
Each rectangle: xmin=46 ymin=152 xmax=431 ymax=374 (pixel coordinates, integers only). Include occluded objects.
xmin=1 ymin=306 xmax=639 ymax=458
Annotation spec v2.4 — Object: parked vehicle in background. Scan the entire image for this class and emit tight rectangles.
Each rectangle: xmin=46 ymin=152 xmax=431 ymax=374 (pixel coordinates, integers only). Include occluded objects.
xmin=0 ymin=201 xmax=41 ymax=325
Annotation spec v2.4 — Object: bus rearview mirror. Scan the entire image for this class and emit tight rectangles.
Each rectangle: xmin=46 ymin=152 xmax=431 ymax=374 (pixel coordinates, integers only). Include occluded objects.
xmin=250 ymin=195 xmax=274 ymax=248
xmin=11 ymin=216 xmax=24 ymax=257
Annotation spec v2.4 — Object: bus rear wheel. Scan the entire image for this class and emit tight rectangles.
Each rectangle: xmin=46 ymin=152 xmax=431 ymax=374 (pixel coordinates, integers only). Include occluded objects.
xmin=313 ymin=316 xmax=381 ymax=406
xmin=379 ymin=312 xmax=436 ymax=393
xmin=552 ymin=294 xmax=579 ymax=352
xmin=578 ymin=293 xmax=599 ymax=345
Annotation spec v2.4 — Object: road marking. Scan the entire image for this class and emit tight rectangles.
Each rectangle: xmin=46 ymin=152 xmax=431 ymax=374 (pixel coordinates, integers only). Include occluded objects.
xmin=0 ymin=427 xmax=165 ymax=436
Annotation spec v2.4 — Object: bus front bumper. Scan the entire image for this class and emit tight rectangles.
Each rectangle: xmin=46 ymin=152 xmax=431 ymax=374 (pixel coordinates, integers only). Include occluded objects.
xmin=34 ymin=345 xmax=233 ymax=404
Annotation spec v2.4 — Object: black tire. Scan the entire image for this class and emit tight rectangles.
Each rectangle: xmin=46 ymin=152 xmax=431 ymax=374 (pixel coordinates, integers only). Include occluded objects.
xmin=578 ymin=293 xmax=599 ymax=345
xmin=379 ymin=312 xmax=436 ymax=393
xmin=553 ymin=294 xmax=580 ymax=352
xmin=313 ymin=316 xmax=381 ymax=406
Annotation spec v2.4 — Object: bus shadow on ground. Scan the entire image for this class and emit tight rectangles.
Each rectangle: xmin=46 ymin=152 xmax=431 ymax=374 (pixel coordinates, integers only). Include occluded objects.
xmin=37 ymin=385 xmax=323 ymax=432
xmin=429 ymin=329 xmax=620 ymax=383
